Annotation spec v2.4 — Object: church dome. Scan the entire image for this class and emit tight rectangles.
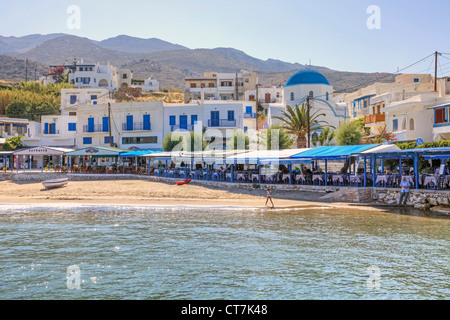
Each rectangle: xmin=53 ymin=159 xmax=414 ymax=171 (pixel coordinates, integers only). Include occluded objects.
xmin=284 ymin=69 xmax=330 ymax=87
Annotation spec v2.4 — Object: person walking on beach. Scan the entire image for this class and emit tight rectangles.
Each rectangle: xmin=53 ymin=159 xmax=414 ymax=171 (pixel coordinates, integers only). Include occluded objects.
xmin=265 ymin=187 xmax=275 ymax=209
xmin=398 ymin=176 xmax=411 ymax=205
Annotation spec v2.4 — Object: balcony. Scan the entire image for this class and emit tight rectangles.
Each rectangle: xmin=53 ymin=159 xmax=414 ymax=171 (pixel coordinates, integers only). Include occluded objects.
xmin=171 ymin=124 xmax=194 ymax=132
xmin=208 ymin=119 xmax=236 ymax=127
xmin=244 ymin=113 xmax=256 ymax=119
xmin=83 ymin=124 xmax=105 ymax=133
xmin=43 ymin=130 xmax=61 ymax=135
xmin=364 ymin=113 xmax=385 ymax=124
xmin=122 ymin=122 xmax=151 ymax=131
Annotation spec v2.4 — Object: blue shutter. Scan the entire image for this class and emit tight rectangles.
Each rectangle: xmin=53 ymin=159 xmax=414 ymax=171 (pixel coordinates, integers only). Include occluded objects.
xmin=169 ymin=116 xmax=176 ymax=126
xmin=143 ymin=114 xmax=151 ymax=130
xmin=126 ymin=115 xmax=133 ymax=131
xmin=102 ymin=117 xmax=109 ymax=132
xmin=180 ymin=115 xmax=188 ymax=130
xmin=88 ymin=117 xmax=94 ymax=132
xmin=83 ymin=137 xmax=92 ymax=145
xmin=246 ymin=106 xmax=252 ymax=114
xmin=211 ymin=111 xmax=219 ymax=126
xmin=70 ymin=95 xmax=77 ymax=104
xmin=44 ymin=123 xmax=49 ymax=134
xmin=228 ymin=110 xmax=234 ymax=121
xmin=191 ymin=115 xmax=198 ymax=125
xmin=104 ymin=136 xmax=114 ymax=144
xmin=51 ymin=123 xmax=56 ymax=134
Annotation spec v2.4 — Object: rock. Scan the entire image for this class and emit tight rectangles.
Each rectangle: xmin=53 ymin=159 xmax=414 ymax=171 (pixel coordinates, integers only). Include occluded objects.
xmin=414 ymin=203 xmax=431 ymax=210
xmin=378 ymin=193 xmax=386 ymax=200
xmin=427 ymin=197 xmax=438 ymax=206
xmin=430 ymin=206 xmax=450 ymax=215
xmin=437 ymin=197 xmax=449 ymax=205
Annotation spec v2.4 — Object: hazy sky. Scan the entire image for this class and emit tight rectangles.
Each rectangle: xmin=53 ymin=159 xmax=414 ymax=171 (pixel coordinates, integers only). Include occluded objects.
xmin=1 ymin=0 xmax=449 ymax=74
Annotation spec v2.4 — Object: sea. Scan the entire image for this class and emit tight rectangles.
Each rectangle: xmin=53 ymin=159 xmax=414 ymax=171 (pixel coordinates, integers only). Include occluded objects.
xmin=0 ymin=203 xmax=448 ymax=300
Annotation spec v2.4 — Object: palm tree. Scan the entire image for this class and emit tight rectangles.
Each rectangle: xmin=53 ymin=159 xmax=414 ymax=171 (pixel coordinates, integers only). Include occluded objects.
xmin=274 ymin=103 xmax=333 ymax=148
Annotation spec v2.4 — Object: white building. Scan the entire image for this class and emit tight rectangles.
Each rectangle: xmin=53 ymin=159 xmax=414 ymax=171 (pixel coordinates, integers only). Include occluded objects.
xmin=131 ymin=78 xmax=160 ymax=92
xmin=267 ymin=69 xmax=349 ymax=133
xmin=60 ymin=88 xmax=114 ymax=113
xmin=68 ymin=61 xmax=121 ymax=91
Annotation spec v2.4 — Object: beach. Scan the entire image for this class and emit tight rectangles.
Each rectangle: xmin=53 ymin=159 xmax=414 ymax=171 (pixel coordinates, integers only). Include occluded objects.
xmin=0 ymin=179 xmax=357 ymax=210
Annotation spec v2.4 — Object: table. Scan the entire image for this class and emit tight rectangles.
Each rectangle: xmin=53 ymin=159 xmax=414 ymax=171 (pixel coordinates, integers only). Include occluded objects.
xmin=265 ymin=174 xmax=276 ymax=183
xmin=444 ymin=175 xmax=450 ymax=187
xmin=423 ymin=176 xmax=438 ymax=188
xmin=350 ymin=175 xmax=361 ymax=184
xmin=236 ymin=173 xmax=245 ymax=182
xmin=376 ymin=175 xmax=388 ymax=185
xmin=296 ymin=174 xmax=306 ymax=182
xmin=282 ymin=174 xmax=290 ymax=183
xmin=332 ymin=175 xmax=344 ymax=184
xmin=312 ymin=174 xmax=323 ymax=185
xmin=212 ymin=172 xmax=220 ymax=180
xmin=251 ymin=174 xmax=259 ymax=182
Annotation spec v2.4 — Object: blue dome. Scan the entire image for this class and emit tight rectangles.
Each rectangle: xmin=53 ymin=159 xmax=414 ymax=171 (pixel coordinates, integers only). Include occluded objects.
xmin=284 ymin=69 xmax=330 ymax=87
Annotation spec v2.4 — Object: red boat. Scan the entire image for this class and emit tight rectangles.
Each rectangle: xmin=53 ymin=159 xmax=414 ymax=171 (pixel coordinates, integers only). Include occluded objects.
xmin=176 ymin=178 xmax=191 ymax=185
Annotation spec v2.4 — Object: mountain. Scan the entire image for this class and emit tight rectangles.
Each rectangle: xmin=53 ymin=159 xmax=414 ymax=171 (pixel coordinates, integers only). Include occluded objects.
xmin=94 ymin=35 xmax=188 ymax=53
xmin=0 ymin=55 xmax=49 ymax=81
xmin=0 ymin=33 xmax=67 ymax=54
xmin=1 ymin=33 xmax=397 ymax=91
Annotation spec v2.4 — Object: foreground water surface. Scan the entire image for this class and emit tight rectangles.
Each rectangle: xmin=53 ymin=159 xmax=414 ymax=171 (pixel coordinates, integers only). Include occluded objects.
xmin=0 ymin=204 xmax=448 ymax=300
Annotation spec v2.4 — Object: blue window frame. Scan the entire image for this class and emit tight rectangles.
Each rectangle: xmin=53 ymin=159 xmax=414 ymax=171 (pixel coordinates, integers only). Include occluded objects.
xmin=126 ymin=115 xmax=133 ymax=131
xmin=180 ymin=115 xmax=188 ymax=130
xmin=228 ymin=110 xmax=235 ymax=121
xmin=70 ymin=95 xmax=77 ymax=104
xmin=169 ymin=115 xmax=176 ymax=126
xmin=143 ymin=114 xmax=151 ymax=130
xmin=88 ymin=117 xmax=94 ymax=132
xmin=102 ymin=117 xmax=109 ymax=132
xmin=44 ymin=123 xmax=49 ymax=134
xmin=83 ymin=137 xmax=92 ymax=145
xmin=210 ymin=111 xmax=219 ymax=126
xmin=104 ymin=136 xmax=114 ymax=144
xmin=191 ymin=115 xmax=198 ymax=125
xmin=79 ymin=67 xmax=83 ymax=71
xmin=290 ymin=92 xmax=294 ymax=101
xmin=245 ymin=106 xmax=252 ymax=114
xmin=68 ymin=123 xmax=76 ymax=131
xmin=91 ymin=95 xmax=97 ymax=100
xmin=244 ymin=126 xmax=248 ymax=133
xmin=393 ymin=119 xmax=398 ymax=131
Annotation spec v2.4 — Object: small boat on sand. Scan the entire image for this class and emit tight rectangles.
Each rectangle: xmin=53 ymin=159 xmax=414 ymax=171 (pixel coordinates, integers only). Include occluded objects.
xmin=42 ymin=178 xmax=69 ymax=189
xmin=176 ymin=178 xmax=191 ymax=185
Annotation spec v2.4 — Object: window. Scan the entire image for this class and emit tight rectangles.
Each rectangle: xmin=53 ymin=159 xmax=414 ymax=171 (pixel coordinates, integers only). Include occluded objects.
xmin=83 ymin=137 xmax=92 ymax=145
xmin=102 ymin=117 xmax=109 ymax=132
xmin=435 ymin=108 xmax=445 ymax=124
xmin=104 ymin=136 xmax=114 ymax=144
xmin=208 ymin=83 xmax=215 ymax=88
xmin=393 ymin=119 xmax=398 ymax=131
xmin=191 ymin=115 xmax=198 ymax=125
xmin=245 ymin=78 xmax=249 ymax=83
xmin=409 ymin=118 xmax=415 ymax=130
xmin=68 ymin=123 xmax=77 ymax=131
xmin=169 ymin=116 xmax=176 ymax=126
xmin=290 ymin=92 xmax=294 ymax=101
xmin=244 ymin=126 xmax=248 ymax=133
xmin=122 ymin=74 xmax=127 ymax=79
xmin=90 ymin=95 xmax=97 ymax=100
xmin=246 ymin=106 xmax=252 ymax=114
xmin=228 ymin=110 xmax=235 ymax=121
xmin=79 ymin=67 xmax=84 ymax=71
xmin=70 ymin=95 xmax=77 ymax=104
xmin=326 ymin=92 xmax=329 ymax=101
xmin=122 ymin=136 xmax=158 ymax=144
xmin=190 ymin=83 xmax=197 ymax=88
xmin=143 ymin=114 xmax=151 ymax=131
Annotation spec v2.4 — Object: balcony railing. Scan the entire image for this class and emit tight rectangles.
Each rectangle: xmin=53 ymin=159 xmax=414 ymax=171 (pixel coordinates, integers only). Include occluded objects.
xmin=83 ymin=124 xmax=104 ymax=133
xmin=364 ymin=113 xmax=385 ymax=124
xmin=43 ymin=130 xmax=61 ymax=135
xmin=244 ymin=113 xmax=256 ymax=119
xmin=208 ymin=119 xmax=236 ymax=127
xmin=171 ymin=124 xmax=194 ymax=132
xmin=122 ymin=122 xmax=151 ymax=131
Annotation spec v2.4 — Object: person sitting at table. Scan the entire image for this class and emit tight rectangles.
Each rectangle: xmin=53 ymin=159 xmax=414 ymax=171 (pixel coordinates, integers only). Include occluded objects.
xmin=306 ymin=169 xmax=313 ymax=184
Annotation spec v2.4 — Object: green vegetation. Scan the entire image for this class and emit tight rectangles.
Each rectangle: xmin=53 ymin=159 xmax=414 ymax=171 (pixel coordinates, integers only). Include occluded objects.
xmin=335 ymin=120 xmax=363 ymax=146
xmin=259 ymin=124 xmax=295 ymax=150
xmin=396 ymin=140 xmax=450 ymax=149
xmin=0 ymin=81 xmax=73 ymax=120
xmin=312 ymin=127 xmax=335 ymax=146
xmin=228 ymin=129 xmax=250 ymax=150
xmin=274 ymin=103 xmax=332 ymax=148
xmin=1 ymin=135 xmax=24 ymax=151
xmin=162 ymin=132 xmax=207 ymax=152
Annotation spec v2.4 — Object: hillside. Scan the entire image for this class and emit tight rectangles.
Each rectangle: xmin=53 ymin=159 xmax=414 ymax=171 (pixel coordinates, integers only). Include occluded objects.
xmin=0 ymin=55 xmax=48 ymax=81
xmin=1 ymin=33 xmax=397 ymax=91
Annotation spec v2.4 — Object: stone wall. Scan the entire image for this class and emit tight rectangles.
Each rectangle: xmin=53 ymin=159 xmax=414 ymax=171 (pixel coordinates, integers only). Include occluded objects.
xmin=371 ymin=188 xmax=450 ymax=211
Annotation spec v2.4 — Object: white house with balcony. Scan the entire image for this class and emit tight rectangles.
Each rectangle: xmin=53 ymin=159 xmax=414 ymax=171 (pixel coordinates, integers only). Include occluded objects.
xmin=68 ymin=61 xmax=119 ymax=91
xmin=60 ymin=88 xmax=114 ymax=116
xmin=76 ymin=100 xmax=164 ymax=151
xmin=22 ymin=115 xmax=78 ymax=148
xmin=131 ymin=78 xmax=160 ymax=92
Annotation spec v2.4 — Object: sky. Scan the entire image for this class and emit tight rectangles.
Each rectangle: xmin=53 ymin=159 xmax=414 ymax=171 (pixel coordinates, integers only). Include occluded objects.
xmin=1 ymin=0 xmax=450 ymax=74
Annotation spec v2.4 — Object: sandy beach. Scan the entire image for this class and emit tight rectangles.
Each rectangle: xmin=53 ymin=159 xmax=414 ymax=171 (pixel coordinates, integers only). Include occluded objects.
xmin=0 ymin=179 xmax=364 ymax=210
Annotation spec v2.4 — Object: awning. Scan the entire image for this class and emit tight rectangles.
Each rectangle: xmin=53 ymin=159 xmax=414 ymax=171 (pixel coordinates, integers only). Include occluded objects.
xmin=290 ymin=145 xmax=380 ymax=160
xmin=227 ymin=149 xmax=310 ymax=164
xmin=119 ymin=150 xmax=162 ymax=158
xmin=65 ymin=147 xmax=128 ymax=157
xmin=362 ymin=147 xmax=450 ymax=160
xmin=14 ymin=146 xmax=75 ymax=156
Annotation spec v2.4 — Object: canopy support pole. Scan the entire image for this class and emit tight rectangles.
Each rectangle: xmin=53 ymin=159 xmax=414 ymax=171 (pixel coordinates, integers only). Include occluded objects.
xmin=363 ymin=156 xmax=367 ymax=187
xmin=231 ymin=164 xmax=234 ymax=183
xmin=324 ymin=160 xmax=328 ymax=186
xmin=372 ymin=155 xmax=376 ymax=188
xmin=289 ymin=163 xmax=293 ymax=185
xmin=414 ymin=154 xmax=419 ymax=190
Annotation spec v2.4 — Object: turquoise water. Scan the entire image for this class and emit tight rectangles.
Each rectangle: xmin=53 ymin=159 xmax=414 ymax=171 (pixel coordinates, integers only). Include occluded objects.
xmin=0 ymin=204 xmax=448 ymax=300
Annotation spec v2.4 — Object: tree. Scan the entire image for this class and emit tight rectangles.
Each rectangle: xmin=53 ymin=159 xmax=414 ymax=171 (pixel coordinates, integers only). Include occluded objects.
xmin=228 ymin=129 xmax=250 ymax=150
xmin=274 ymin=103 xmax=332 ymax=148
xmin=2 ymin=135 xmax=24 ymax=151
xmin=335 ymin=120 xmax=363 ymax=146
xmin=5 ymin=100 xmax=31 ymax=119
xmin=162 ymin=132 xmax=207 ymax=152
xmin=361 ymin=125 xmax=397 ymax=144
xmin=312 ymin=127 xmax=335 ymax=146
xmin=259 ymin=124 xmax=295 ymax=150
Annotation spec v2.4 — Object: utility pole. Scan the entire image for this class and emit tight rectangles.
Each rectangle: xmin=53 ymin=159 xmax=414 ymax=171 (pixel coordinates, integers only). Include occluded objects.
xmin=108 ymin=102 xmax=113 ymax=147
xmin=434 ymin=51 xmax=438 ymax=92
xmin=235 ymin=73 xmax=239 ymax=101
xmin=34 ymin=66 xmax=37 ymax=82
xmin=255 ymin=83 xmax=259 ymax=130
xmin=25 ymin=58 xmax=28 ymax=82
xmin=306 ymin=95 xmax=311 ymax=148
